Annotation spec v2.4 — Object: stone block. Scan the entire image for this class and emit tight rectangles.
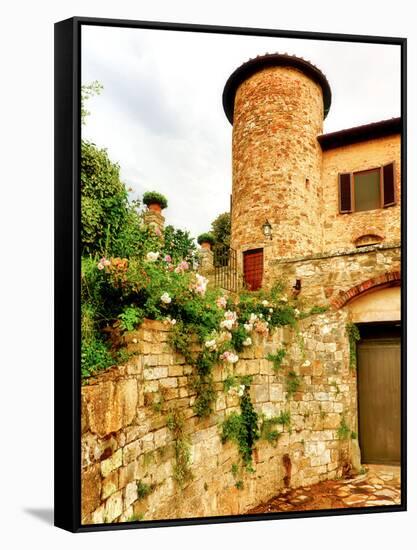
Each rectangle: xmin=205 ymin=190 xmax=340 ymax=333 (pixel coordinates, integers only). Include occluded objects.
xmin=141 ymin=433 xmax=155 ymax=452
xmin=82 ymin=463 xmax=101 ymax=518
xmin=168 ymin=365 xmax=184 ymax=377
xmin=91 ymin=504 xmax=105 ymax=524
xmin=144 ymin=366 xmax=168 ymax=380
xmin=104 ymin=490 xmax=123 ymax=522
xmin=216 ymin=394 xmax=226 ymax=411
xmin=270 ymin=383 xmax=283 ymax=401
xmin=123 ymin=440 xmax=142 ymax=465
xmin=253 ymin=384 xmax=269 ymax=403
xmin=154 ymin=427 xmax=169 ymax=448
xmin=143 ymin=355 xmax=159 ymax=367
xmin=101 ymin=449 xmax=122 ymax=477
xmin=119 ymin=461 xmax=137 ymax=488
xmin=124 ymin=481 xmax=138 ymax=508
xmin=84 ymin=378 xmax=138 ymax=437
xmin=323 ymin=413 xmax=341 ymax=429
xmin=101 ymin=469 xmax=119 ymax=500
xmin=159 ymin=377 xmax=178 ymax=389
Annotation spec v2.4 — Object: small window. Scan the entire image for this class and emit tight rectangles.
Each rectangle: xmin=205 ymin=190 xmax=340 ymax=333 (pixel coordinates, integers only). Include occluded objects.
xmin=354 ymin=234 xmax=383 ymax=248
xmin=354 ymin=168 xmax=380 ymax=212
xmin=338 ymin=162 xmax=396 ymax=214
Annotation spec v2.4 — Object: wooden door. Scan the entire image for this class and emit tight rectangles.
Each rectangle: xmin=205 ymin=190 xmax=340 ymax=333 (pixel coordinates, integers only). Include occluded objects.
xmin=357 ymin=337 xmax=401 ymax=464
xmin=243 ymin=249 xmax=263 ymax=291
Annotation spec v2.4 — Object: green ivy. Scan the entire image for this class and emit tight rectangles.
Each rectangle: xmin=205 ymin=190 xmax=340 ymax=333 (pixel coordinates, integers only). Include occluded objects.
xmin=286 ymin=370 xmax=301 ymax=399
xmin=266 ymin=349 xmax=286 ymax=372
xmin=337 ymin=416 xmax=351 ymax=440
xmin=167 ymin=409 xmax=193 ymax=486
xmin=346 ymin=323 xmax=361 ymax=369
xmin=221 ymin=385 xmax=259 ymax=468
xmin=259 ymin=411 xmax=291 ymax=445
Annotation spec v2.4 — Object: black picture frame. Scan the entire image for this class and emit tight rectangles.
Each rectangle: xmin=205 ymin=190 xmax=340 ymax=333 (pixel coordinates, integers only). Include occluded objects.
xmin=54 ymin=16 xmax=407 ymax=533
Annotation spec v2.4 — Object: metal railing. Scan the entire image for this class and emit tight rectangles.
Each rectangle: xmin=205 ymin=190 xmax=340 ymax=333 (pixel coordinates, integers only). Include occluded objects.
xmin=213 ymin=244 xmax=239 ymax=293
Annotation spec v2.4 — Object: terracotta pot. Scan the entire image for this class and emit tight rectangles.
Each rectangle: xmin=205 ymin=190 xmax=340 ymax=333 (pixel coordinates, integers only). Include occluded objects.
xmin=148 ymin=202 xmax=162 ymax=214
xmin=201 ymin=241 xmax=212 ymax=250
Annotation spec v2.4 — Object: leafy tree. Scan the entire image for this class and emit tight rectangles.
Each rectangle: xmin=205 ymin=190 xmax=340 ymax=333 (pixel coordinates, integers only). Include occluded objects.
xmin=210 ymin=212 xmax=231 ymax=247
xmin=162 ymin=225 xmax=198 ymax=263
xmin=81 ymin=81 xmax=103 ymax=125
xmin=81 ymin=140 xmax=145 ymax=256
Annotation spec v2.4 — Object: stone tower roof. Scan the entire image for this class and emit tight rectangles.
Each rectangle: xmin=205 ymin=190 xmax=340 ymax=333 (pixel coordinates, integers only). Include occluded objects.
xmin=222 ymin=53 xmax=332 ymax=124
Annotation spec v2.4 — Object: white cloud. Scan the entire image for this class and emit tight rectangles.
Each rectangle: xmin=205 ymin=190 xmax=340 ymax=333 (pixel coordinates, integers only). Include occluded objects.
xmin=81 ymin=25 xmax=400 ymax=238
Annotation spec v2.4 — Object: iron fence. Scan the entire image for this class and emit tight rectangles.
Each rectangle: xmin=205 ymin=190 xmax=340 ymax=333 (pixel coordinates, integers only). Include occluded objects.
xmin=213 ymin=244 xmax=239 ymax=293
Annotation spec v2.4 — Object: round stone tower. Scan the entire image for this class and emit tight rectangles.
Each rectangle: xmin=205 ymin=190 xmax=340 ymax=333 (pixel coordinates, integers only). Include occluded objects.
xmin=223 ymin=53 xmax=331 ymax=289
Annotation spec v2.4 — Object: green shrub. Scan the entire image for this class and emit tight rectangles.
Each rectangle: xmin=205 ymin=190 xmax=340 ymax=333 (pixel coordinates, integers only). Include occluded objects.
xmin=118 ymin=305 xmax=144 ymax=332
xmin=143 ymin=191 xmax=168 ymax=209
xmin=197 ymin=232 xmax=216 ymax=246
xmin=81 ymin=338 xmax=113 ymax=379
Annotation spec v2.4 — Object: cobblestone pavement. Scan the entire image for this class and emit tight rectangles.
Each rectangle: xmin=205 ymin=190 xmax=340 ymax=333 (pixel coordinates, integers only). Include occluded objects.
xmin=248 ymin=465 xmax=401 ymax=514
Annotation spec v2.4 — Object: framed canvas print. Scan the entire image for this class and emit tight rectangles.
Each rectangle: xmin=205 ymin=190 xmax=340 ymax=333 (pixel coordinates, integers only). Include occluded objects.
xmin=54 ymin=17 xmax=407 ymax=532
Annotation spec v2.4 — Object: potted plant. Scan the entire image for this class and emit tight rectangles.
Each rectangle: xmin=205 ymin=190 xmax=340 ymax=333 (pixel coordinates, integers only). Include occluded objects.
xmin=143 ymin=191 xmax=168 ymax=213
xmin=197 ymin=232 xmax=216 ymax=250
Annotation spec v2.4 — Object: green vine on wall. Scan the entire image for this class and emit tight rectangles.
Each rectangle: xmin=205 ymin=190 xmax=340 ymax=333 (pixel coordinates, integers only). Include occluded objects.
xmin=259 ymin=411 xmax=291 ymax=445
xmin=286 ymin=370 xmax=302 ymax=398
xmin=336 ymin=415 xmax=351 ymax=440
xmin=166 ymin=409 xmax=193 ymax=487
xmin=266 ymin=349 xmax=286 ymax=372
xmin=221 ymin=381 xmax=259 ymax=468
xmin=346 ymin=323 xmax=361 ymax=369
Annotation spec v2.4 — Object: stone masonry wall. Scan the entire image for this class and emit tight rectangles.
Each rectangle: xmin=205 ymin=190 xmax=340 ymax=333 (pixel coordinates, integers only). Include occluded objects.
xmin=81 ymin=315 xmax=358 ymax=525
xmin=321 ymin=134 xmax=401 ymax=252
xmin=269 ymin=243 xmax=400 ymax=307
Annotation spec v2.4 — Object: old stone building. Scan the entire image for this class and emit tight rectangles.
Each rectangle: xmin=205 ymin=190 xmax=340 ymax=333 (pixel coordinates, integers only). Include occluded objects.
xmin=222 ymin=53 xmax=401 ymax=465
xmin=81 ymin=53 xmax=401 ymax=524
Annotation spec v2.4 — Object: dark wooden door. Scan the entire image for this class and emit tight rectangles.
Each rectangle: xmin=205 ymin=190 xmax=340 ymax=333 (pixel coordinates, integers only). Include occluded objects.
xmin=243 ymin=249 xmax=263 ymax=291
xmin=358 ymin=337 xmax=401 ymax=464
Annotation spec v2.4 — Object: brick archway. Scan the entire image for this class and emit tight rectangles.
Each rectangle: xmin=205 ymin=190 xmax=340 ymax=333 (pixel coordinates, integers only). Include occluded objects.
xmin=331 ymin=271 xmax=401 ymax=309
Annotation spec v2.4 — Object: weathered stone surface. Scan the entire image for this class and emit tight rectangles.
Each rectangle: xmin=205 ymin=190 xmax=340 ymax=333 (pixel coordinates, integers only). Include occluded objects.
xmin=84 ymin=379 xmax=138 ymax=437
xmin=81 ymin=313 xmax=363 ymax=524
xmin=101 ymin=449 xmax=122 ymax=478
xmin=124 ymin=481 xmax=138 ymax=508
xmin=350 ymin=438 xmax=362 ymax=473
xmin=123 ymin=440 xmax=142 ymax=465
xmin=82 ymin=463 xmax=101 ymax=518
xmin=102 ymin=470 xmax=118 ymax=500
xmin=105 ymin=491 xmax=123 ymax=522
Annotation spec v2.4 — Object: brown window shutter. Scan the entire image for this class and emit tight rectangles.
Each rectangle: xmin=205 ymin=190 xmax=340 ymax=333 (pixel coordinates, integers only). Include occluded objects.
xmin=339 ymin=173 xmax=353 ymax=213
xmin=382 ymin=162 xmax=396 ymax=207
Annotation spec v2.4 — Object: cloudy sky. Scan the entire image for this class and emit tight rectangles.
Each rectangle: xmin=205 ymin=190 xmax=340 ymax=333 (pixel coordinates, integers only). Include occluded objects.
xmin=81 ymin=25 xmax=401 ymax=239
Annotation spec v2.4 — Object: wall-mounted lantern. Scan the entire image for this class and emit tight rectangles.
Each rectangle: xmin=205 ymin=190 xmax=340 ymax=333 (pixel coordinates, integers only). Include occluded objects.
xmin=262 ymin=219 xmax=273 ymax=240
